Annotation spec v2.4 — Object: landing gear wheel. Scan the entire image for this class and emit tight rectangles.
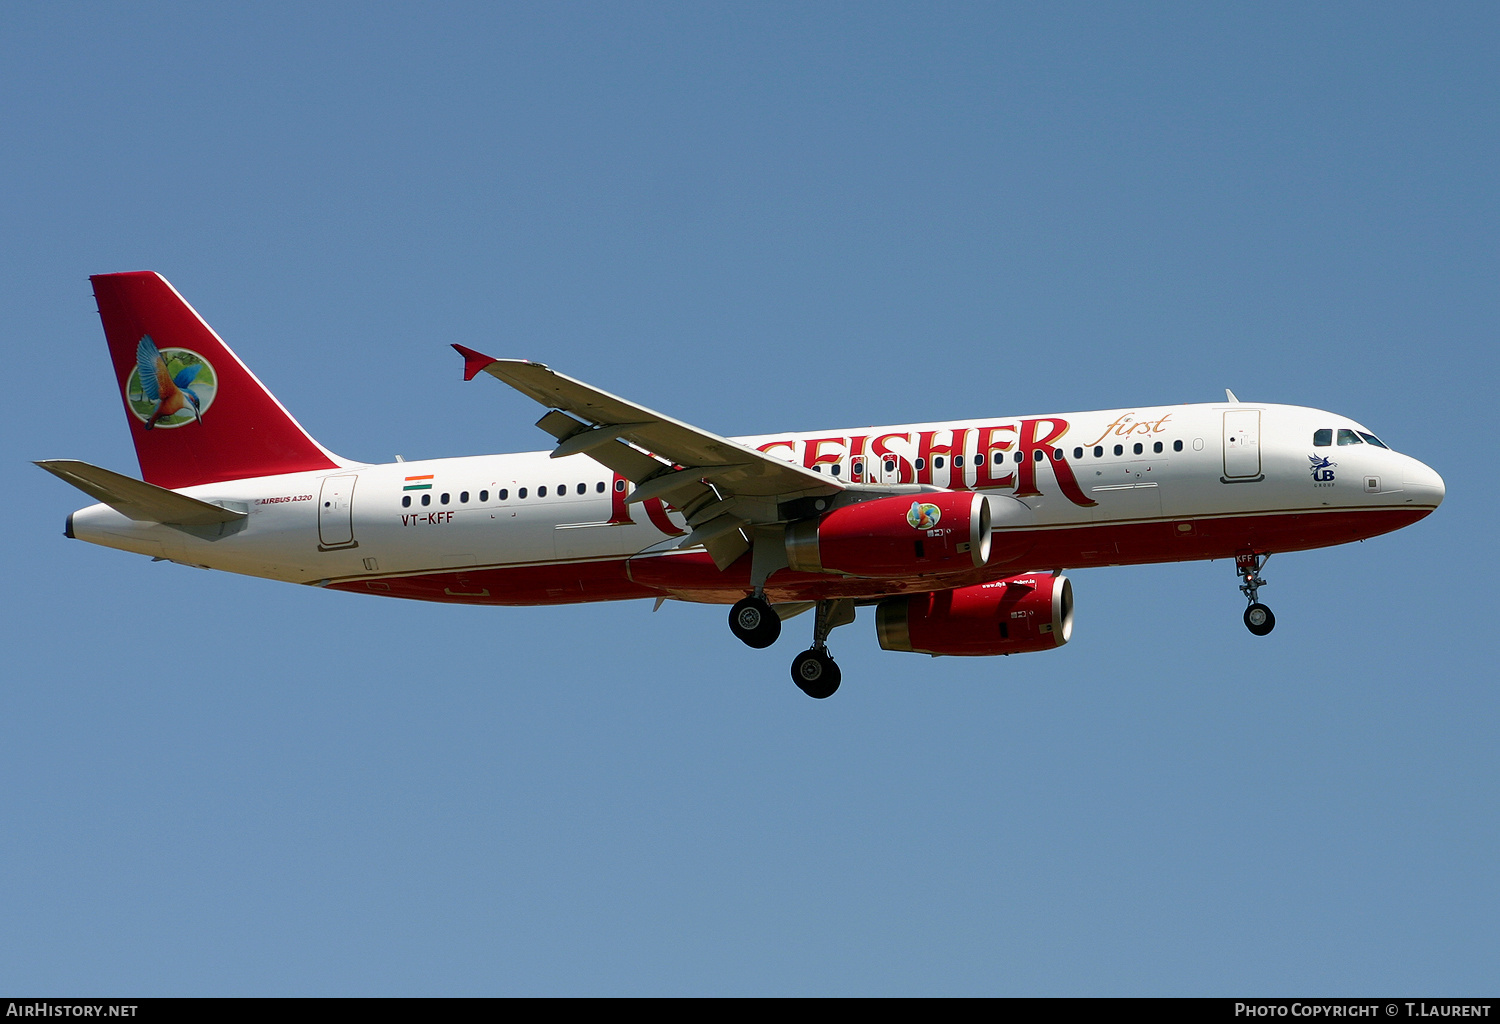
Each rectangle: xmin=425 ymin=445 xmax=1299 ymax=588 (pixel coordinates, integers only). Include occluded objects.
xmin=729 ymin=596 xmax=781 ymax=649
xmin=791 ymin=649 xmax=841 ymax=699
xmin=1244 ymin=603 xmax=1276 ymax=636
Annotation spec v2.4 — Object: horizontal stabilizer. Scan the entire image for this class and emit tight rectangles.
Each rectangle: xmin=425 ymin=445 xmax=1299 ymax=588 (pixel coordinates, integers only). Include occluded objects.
xmin=35 ymin=459 xmax=246 ymax=526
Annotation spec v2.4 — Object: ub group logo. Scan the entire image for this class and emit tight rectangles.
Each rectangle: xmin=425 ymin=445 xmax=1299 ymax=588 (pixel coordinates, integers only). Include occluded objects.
xmin=1309 ymin=454 xmax=1337 ymax=485
xmin=906 ymin=502 xmax=942 ymax=530
xmin=125 ymin=336 xmax=218 ymax=429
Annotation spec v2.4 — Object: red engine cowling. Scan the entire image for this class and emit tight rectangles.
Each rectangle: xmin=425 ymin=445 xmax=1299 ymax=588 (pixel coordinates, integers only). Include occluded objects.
xmin=785 ymin=491 xmax=990 ymax=578
xmin=876 ymin=573 xmax=1073 ymax=656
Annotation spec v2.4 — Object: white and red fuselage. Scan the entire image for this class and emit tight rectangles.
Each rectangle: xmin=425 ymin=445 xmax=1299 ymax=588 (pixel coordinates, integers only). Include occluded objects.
xmin=69 ymin=403 xmax=1441 ymax=604
xmin=45 ymin=272 xmax=1444 ymax=694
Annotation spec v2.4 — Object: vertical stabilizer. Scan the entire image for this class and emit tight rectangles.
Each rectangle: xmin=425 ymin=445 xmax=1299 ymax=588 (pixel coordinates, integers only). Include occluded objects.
xmin=91 ymin=272 xmax=344 ymax=489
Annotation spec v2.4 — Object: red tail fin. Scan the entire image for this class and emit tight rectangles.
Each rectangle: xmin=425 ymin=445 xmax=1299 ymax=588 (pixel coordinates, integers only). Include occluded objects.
xmin=92 ymin=272 xmax=343 ymax=489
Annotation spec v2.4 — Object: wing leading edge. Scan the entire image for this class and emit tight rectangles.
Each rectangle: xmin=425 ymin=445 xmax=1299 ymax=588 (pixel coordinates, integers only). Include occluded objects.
xmin=454 ymin=347 xmax=842 ymax=569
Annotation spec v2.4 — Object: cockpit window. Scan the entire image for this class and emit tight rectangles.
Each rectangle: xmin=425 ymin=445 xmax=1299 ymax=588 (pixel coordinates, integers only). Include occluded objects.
xmin=1358 ymin=431 xmax=1389 ymax=449
xmin=1337 ymin=429 xmax=1363 ymax=445
xmin=1313 ymin=428 xmax=1332 ymax=447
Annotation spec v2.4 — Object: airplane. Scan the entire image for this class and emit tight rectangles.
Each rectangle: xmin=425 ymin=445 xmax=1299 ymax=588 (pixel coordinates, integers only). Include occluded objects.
xmin=38 ymin=271 xmax=1445 ymax=698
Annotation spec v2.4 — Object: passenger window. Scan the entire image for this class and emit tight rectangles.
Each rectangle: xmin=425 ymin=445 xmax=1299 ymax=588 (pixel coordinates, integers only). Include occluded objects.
xmin=1153 ymin=441 xmax=1163 ymax=454
xmin=1313 ymin=428 xmax=1333 ymax=447
xmin=1034 ymin=450 xmax=1045 ymax=462
xmin=421 ymin=494 xmax=431 ymax=506
xmin=577 ymin=483 xmax=586 ymax=494
xmin=480 ymin=490 xmax=488 ymax=502
xmin=498 ymin=489 xmax=508 ymax=500
xmin=830 ymin=464 xmax=841 ymax=476
xmin=1094 ymin=446 xmax=1103 ymax=458
xmin=884 ymin=460 xmax=896 ymax=473
xmin=596 ymin=481 xmax=605 ymax=493
xmin=538 ymin=485 xmax=548 ymax=497
xmin=933 ymin=457 xmax=944 ymax=470
xmin=914 ymin=458 xmax=926 ymax=471
xmin=1133 ymin=443 xmax=1143 ymax=455
xmin=1113 ymin=444 xmax=1123 ymax=456
xmin=558 ymin=484 xmax=565 ymax=494
xmin=519 ymin=488 xmax=527 ymax=499
xmin=460 ymin=491 xmax=469 ymax=503
xmin=1337 ymin=429 xmax=1363 ymax=445
xmin=1015 ymin=452 xmax=1024 ymax=464
xmin=402 ymin=495 xmax=411 ymax=508
xmin=1173 ymin=440 xmax=1183 ymax=452
xmin=852 ymin=461 xmax=864 ymax=476
xmin=1073 ymin=447 xmax=1083 ymax=460
xmin=994 ymin=453 xmax=1005 ymax=465
xmin=440 ymin=492 xmax=450 ymax=505
xmin=954 ymin=455 xmax=964 ymax=468
xmin=1053 ymin=448 xmax=1063 ymax=460
xmin=1358 ymin=432 xmax=1389 ymax=449
xmin=614 ymin=479 xmax=626 ymax=492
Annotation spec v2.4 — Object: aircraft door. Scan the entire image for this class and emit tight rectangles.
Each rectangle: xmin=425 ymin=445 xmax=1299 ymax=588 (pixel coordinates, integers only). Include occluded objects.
xmin=1222 ymin=410 xmax=1262 ymax=481
xmin=318 ymin=474 xmax=358 ymax=549
xmin=868 ymin=448 xmax=909 ymax=485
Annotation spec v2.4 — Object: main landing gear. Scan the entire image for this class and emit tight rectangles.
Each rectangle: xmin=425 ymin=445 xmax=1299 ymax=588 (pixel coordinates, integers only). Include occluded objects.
xmin=1236 ymin=552 xmax=1276 ymax=637
xmin=728 ymin=593 xmax=854 ymax=699
xmin=729 ymin=595 xmax=781 ymax=649
xmin=790 ymin=599 xmax=854 ymax=700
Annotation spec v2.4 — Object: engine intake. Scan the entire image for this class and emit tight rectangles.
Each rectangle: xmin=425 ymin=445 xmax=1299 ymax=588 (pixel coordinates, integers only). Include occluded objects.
xmin=876 ymin=573 xmax=1074 ymax=656
xmin=785 ymin=491 xmax=990 ymax=578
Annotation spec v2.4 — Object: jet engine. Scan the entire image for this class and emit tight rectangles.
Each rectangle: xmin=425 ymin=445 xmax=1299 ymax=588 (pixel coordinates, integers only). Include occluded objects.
xmin=785 ymin=491 xmax=990 ymax=578
xmin=875 ymin=573 xmax=1073 ymax=656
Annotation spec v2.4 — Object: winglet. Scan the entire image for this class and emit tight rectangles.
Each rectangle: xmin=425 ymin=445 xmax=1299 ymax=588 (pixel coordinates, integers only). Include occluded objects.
xmin=452 ymin=344 xmax=499 ymax=382
xmin=1225 ymin=388 xmax=1240 ymax=403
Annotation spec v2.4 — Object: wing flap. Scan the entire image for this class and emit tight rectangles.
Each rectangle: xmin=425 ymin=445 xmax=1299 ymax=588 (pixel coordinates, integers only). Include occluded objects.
xmin=702 ymin=530 xmax=750 ymax=570
xmin=532 ymin=409 xmax=666 ymax=482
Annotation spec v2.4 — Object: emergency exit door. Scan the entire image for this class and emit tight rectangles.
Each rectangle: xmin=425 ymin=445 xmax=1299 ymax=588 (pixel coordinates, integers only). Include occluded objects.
xmin=318 ymin=474 xmax=358 ymax=549
xmin=1222 ymin=410 xmax=1262 ymax=481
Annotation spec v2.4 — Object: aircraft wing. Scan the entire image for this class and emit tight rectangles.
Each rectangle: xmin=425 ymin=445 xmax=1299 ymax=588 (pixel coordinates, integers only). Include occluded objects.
xmin=454 ymin=347 xmax=842 ymax=568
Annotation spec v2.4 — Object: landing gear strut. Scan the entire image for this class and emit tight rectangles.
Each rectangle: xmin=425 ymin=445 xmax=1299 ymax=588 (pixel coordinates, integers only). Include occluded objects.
xmin=791 ymin=599 xmax=854 ymax=699
xmin=1236 ymin=552 xmax=1276 ymax=636
xmin=729 ymin=595 xmax=781 ymax=649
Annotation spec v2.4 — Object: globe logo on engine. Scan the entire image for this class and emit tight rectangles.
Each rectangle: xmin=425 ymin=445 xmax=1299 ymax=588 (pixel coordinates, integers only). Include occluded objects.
xmin=906 ymin=502 xmax=941 ymax=530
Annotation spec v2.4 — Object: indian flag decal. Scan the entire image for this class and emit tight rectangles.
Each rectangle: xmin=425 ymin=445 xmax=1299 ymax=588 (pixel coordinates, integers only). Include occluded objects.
xmin=403 ymin=474 xmax=434 ymax=491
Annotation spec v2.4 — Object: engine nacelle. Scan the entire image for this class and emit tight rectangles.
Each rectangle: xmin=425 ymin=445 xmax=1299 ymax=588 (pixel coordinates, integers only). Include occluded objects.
xmin=785 ymin=491 xmax=990 ymax=578
xmin=876 ymin=573 xmax=1074 ymax=656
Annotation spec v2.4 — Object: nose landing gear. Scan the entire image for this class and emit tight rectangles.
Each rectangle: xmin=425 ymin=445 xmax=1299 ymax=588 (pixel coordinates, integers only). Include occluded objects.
xmin=791 ymin=598 xmax=855 ymax=699
xmin=1236 ymin=552 xmax=1276 ymax=636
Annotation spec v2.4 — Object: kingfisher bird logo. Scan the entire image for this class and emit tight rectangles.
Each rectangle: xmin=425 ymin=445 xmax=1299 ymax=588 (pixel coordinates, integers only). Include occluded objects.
xmin=1309 ymin=454 xmax=1337 ymax=483
xmin=906 ymin=502 xmax=941 ymax=530
xmin=125 ymin=336 xmax=218 ymax=428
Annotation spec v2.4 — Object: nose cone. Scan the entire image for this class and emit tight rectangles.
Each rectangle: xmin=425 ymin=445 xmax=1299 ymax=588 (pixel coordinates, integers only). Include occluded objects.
xmin=1404 ymin=460 xmax=1445 ymax=510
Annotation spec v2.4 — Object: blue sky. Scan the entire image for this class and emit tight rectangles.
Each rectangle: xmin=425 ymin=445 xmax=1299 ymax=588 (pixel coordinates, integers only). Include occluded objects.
xmin=2 ymin=3 xmax=1496 ymax=995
